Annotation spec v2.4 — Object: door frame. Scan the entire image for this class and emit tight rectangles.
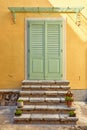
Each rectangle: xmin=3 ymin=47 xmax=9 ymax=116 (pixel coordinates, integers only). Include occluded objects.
xmin=25 ymin=17 xmax=66 ymax=80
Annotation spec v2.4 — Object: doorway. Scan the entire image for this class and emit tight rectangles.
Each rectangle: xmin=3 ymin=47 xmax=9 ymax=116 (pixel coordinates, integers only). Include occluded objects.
xmin=26 ymin=19 xmax=64 ymax=80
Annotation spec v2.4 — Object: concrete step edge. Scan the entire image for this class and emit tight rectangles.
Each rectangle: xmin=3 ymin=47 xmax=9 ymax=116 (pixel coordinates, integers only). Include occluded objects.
xmin=17 ymin=105 xmax=75 ymax=111
xmin=20 ymin=90 xmax=67 ymax=95
xmin=21 ymin=85 xmax=70 ymax=89
xmin=14 ymin=114 xmax=78 ymax=121
xmin=22 ymin=80 xmax=70 ymax=85
xmin=18 ymin=97 xmax=65 ymax=103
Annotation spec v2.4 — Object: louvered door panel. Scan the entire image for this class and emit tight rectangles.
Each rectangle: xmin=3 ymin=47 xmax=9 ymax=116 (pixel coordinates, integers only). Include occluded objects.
xmin=29 ymin=21 xmax=44 ymax=79
xmin=28 ymin=20 xmax=63 ymax=80
xmin=45 ymin=21 xmax=62 ymax=79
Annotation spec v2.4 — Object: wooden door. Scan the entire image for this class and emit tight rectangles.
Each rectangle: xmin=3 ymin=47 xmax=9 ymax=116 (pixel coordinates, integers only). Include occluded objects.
xmin=27 ymin=20 xmax=63 ymax=80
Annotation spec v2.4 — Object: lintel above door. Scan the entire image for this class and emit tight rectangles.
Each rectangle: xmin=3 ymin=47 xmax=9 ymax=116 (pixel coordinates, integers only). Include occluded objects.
xmin=8 ymin=7 xmax=84 ymax=23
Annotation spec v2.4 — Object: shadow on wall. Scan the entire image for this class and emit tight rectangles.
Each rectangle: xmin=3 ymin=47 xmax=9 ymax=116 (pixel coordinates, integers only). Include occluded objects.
xmin=67 ymin=13 xmax=87 ymax=42
xmin=66 ymin=13 xmax=87 ymax=89
xmin=71 ymin=89 xmax=87 ymax=101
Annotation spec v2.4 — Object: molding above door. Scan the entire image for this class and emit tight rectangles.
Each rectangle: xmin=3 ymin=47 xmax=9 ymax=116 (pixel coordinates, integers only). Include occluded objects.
xmin=8 ymin=7 xmax=84 ymax=23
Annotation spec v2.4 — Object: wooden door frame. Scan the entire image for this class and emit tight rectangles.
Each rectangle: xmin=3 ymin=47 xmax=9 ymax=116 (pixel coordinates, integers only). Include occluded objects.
xmin=25 ymin=17 xmax=66 ymax=80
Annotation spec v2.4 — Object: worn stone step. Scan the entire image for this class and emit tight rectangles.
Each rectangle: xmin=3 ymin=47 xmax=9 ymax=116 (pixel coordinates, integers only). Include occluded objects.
xmin=14 ymin=113 xmax=78 ymax=125
xmin=20 ymin=90 xmax=67 ymax=97
xmin=22 ymin=80 xmax=70 ymax=86
xmin=18 ymin=97 xmax=66 ymax=105
xmin=22 ymin=85 xmax=70 ymax=91
xmin=17 ymin=105 xmax=75 ymax=114
xmin=14 ymin=80 xmax=77 ymax=125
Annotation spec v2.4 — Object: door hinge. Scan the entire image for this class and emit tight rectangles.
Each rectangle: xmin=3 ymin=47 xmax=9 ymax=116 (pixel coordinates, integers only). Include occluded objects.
xmin=61 ymin=49 xmax=63 ymax=52
xmin=28 ymin=24 xmax=30 ymax=28
xmin=28 ymin=49 xmax=30 ymax=53
xmin=28 ymin=73 xmax=29 ymax=77
xmin=61 ymin=74 xmax=63 ymax=77
xmin=61 ymin=24 xmax=63 ymax=27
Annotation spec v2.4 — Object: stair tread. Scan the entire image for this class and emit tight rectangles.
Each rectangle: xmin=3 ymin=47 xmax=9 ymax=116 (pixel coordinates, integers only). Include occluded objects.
xmin=22 ymin=85 xmax=41 ymax=89
xmin=59 ymin=114 xmax=78 ymax=121
xmin=20 ymin=90 xmax=67 ymax=94
xmin=19 ymin=97 xmax=65 ymax=101
xmin=22 ymin=80 xmax=69 ymax=84
xmin=30 ymin=98 xmax=45 ymax=102
xmin=22 ymin=85 xmax=70 ymax=89
xmin=17 ymin=105 xmax=75 ymax=110
xmin=31 ymin=114 xmax=59 ymax=120
xmin=14 ymin=114 xmax=78 ymax=121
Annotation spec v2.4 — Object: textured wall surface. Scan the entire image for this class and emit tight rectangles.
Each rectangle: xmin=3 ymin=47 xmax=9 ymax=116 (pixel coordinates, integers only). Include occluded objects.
xmin=0 ymin=90 xmax=19 ymax=105
xmin=0 ymin=0 xmax=87 ymax=89
xmin=71 ymin=90 xmax=87 ymax=101
xmin=0 ymin=0 xmax=52 ymax=89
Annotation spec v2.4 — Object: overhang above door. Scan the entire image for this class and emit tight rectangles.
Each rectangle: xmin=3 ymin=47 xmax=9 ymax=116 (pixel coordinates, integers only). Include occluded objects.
xmin=8 ymin=7 xmax=84 ymax=23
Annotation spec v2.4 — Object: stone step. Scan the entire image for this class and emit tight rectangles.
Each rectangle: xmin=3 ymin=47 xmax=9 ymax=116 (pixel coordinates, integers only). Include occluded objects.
xmin=20 ymin=90 xmax=67 ymax=97
xmin=22 ymin=80 xmax=70 ymax=86
xmin=17 ymin=105 xmax=75 ymax=114
xmin=14 ymin=80 xmax=77 ymax=125
xmin=18 ymin=97 xmax=65 ymax=105
xmin=22 ymin=85 xmax=70 ymax=91
xmin=14 ymin=113 xmax=78 ymax=125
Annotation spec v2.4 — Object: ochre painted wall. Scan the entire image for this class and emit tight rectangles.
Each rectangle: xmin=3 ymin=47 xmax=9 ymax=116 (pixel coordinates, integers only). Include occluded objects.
xmin=0 ymin=0 xmax=87 ymax=89
xmin=67 ymin=15 xmax=87 ymax=89
xmin=0 ymin=0 xmax=52 ymax=89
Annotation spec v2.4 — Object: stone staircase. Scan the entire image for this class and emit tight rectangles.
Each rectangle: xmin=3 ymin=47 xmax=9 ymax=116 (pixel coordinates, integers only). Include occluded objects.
xmin=14 ymin=80 xmax=78 ymax=125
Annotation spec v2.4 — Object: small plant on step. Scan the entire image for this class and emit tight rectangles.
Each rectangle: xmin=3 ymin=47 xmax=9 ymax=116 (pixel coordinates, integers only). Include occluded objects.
xmin=69 ymin=110 xmax=76 ymax=117
xmin=17 ymin=99 xmax=24 ymax=108
xmin=15 ymin=109 xmax=22 ymax=116
xmin=65 ymin=96 xmax=74 ymax=107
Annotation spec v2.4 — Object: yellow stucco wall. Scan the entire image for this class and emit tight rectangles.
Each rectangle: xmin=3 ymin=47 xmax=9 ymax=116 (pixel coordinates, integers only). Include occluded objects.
xmin=0 ymin=0 xmax=87 ymax=89
xmin=67 ymin=13 xmax=87 ymax=89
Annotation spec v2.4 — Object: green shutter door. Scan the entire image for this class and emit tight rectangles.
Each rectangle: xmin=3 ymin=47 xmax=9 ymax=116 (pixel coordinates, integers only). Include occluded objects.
xmin=45 ymin=21 xmax=62 ymax=80
xmin=28 ymin=21 xmax=45 ymax=79
xmin=28 ymin=20 xmax=63 ymax=80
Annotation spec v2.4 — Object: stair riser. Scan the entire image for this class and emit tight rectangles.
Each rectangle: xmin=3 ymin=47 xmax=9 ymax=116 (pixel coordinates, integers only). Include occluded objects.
xmin=22 ymin=102 xmax=66 ymax=105
xmin=16 ymin=110 xmax=75 ymax=114
xmin=22 ymin=87 xmax=70 ymax=91
xmin=14 ymin=119 xmax=77 ymax=125
xmin=22 ymin=83 xmax=70 ymax=86
xmin=20 ymin=93 xmax=66 ymax=97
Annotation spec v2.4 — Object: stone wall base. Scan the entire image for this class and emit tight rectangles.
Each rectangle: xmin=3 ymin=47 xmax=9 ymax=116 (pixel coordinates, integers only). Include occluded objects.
xmin=71 ymin=89 xmax=87 ymax=101
xmin=0 ymin=90 xmax=19 ymax=106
